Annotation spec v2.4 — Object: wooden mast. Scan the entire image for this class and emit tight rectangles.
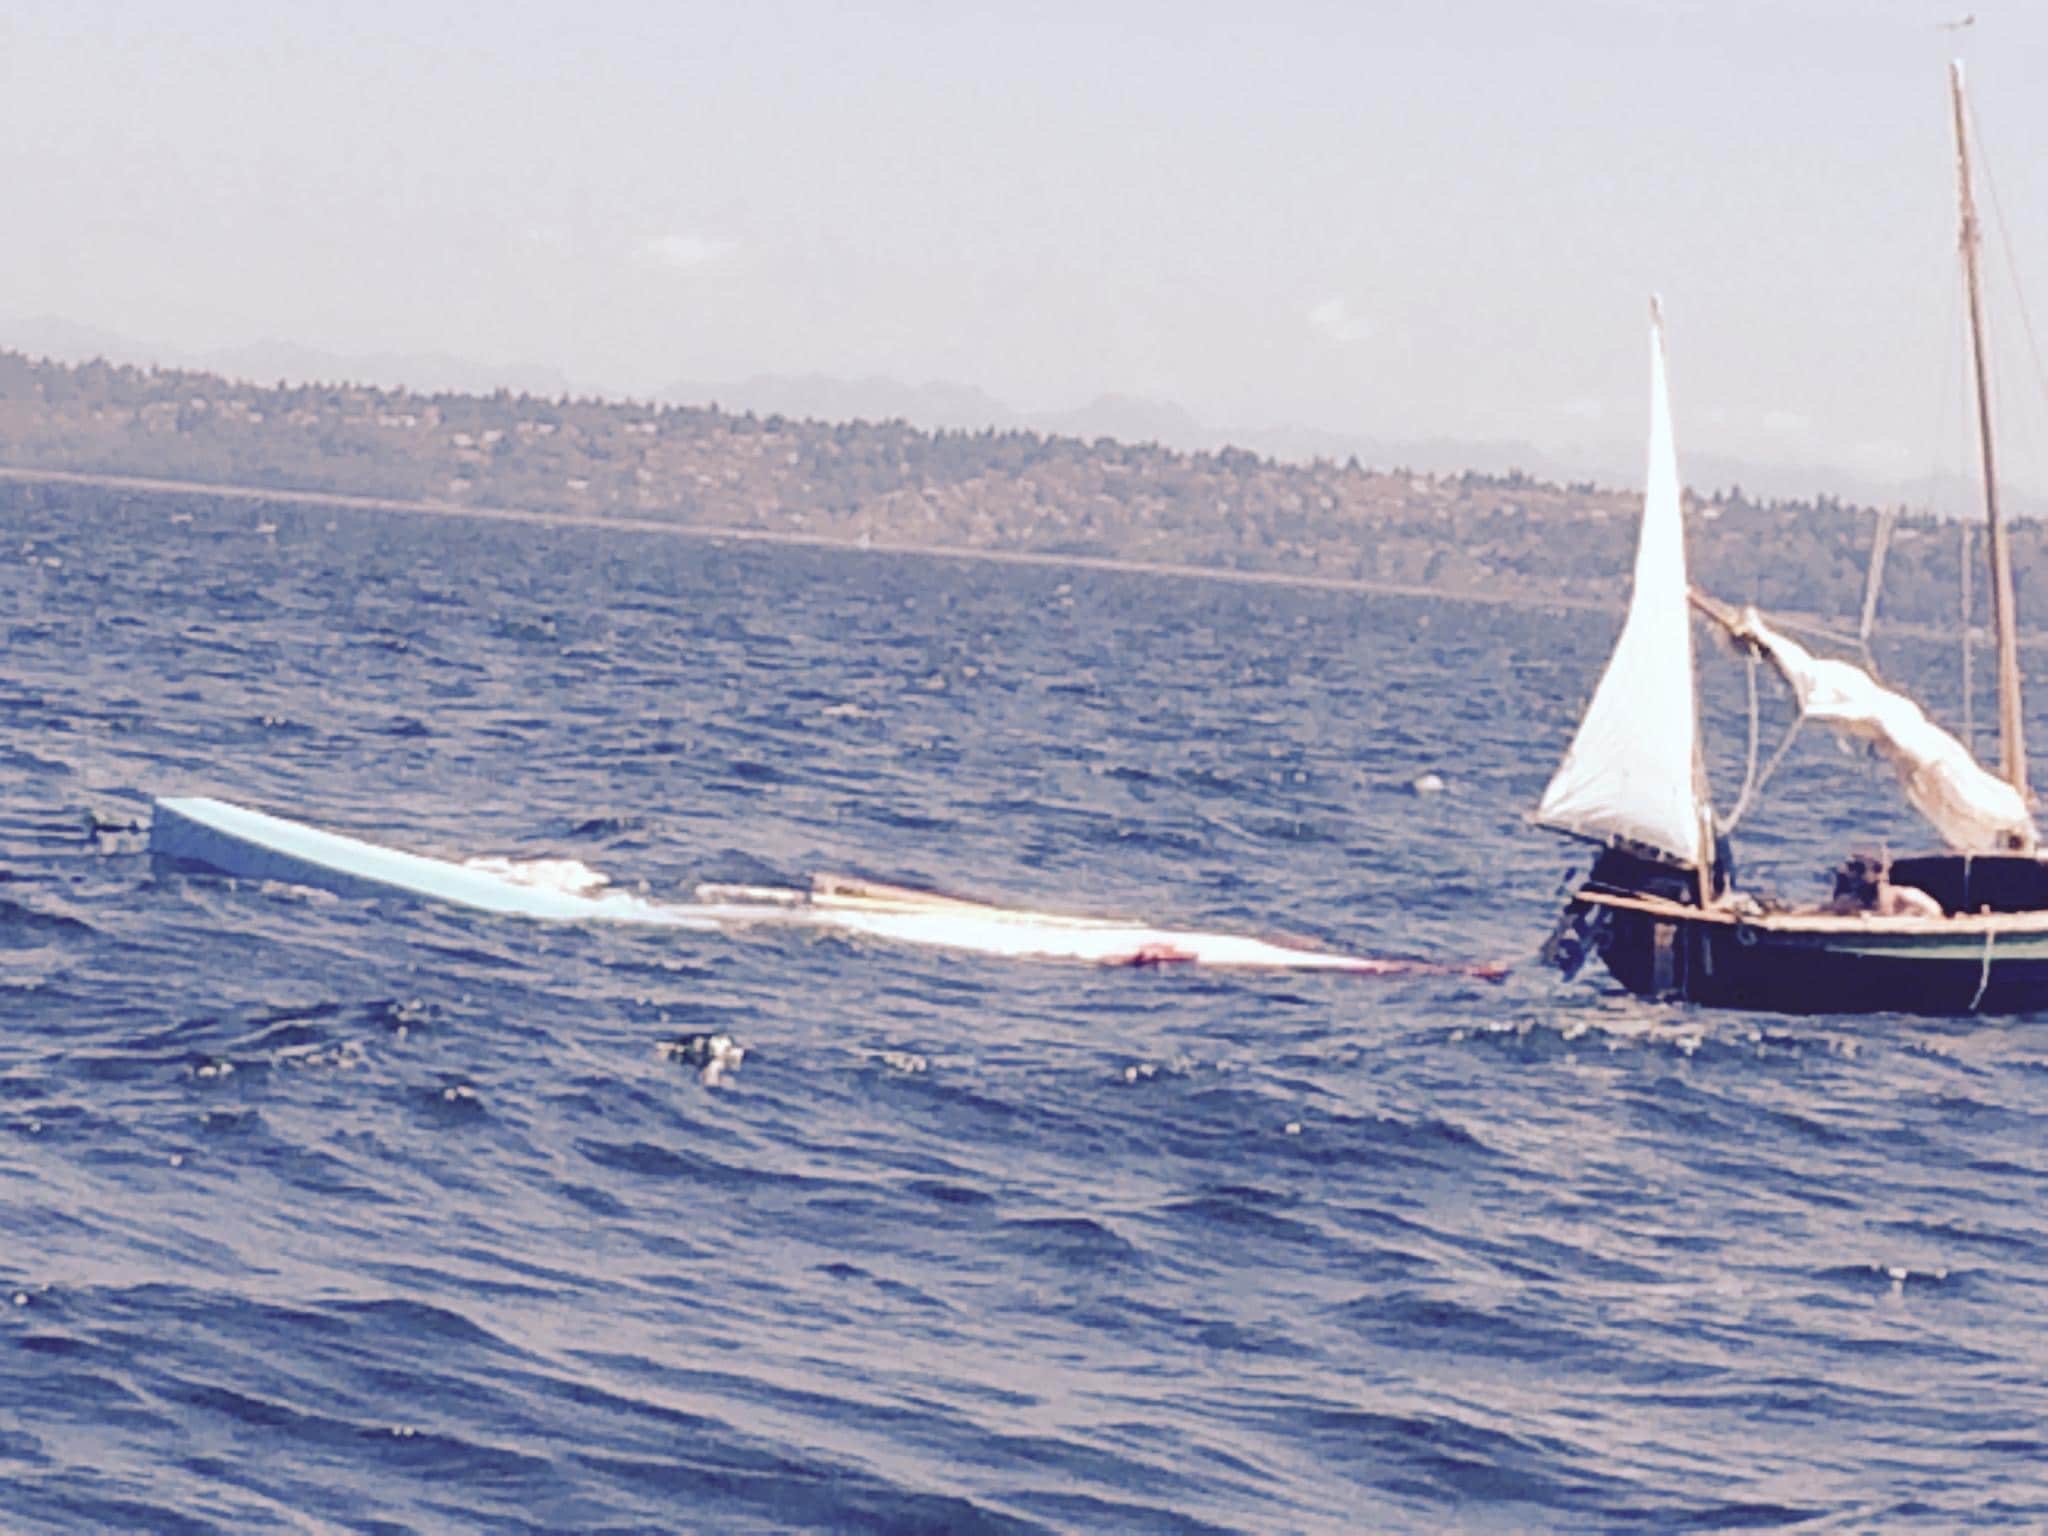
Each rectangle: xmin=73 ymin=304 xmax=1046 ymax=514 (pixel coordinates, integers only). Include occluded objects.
xmin=1951 ymin=59 xmax=2028 ymax=798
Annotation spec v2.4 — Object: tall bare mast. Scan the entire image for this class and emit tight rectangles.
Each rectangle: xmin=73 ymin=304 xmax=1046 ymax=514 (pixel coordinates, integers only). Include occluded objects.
xmin=1951 ymin=59 xmax=2028 ymax=798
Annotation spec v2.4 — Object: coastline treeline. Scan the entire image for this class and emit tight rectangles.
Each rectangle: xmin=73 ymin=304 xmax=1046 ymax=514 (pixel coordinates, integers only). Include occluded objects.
xmin=0 ymin=348 xmax=2018 ymax=628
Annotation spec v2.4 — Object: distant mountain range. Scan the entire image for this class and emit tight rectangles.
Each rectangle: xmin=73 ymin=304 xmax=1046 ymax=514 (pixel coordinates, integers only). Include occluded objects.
xmin=655 ymin=370 xmax=2026 ymax=516
xmin=654 ymin=370 xmax=1618 ymax=484
xmin=0 ymin=315 xmax=574 ymax=404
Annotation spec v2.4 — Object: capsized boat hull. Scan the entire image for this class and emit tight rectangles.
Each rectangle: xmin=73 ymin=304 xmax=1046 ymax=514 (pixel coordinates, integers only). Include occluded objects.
xmin=1575 ymin=887 xmax=2048 ymax=1016
xmin=149 ymin=795 xmax=703 ymax=922
xmin=151 ymin=795 xmax=1485 ymax=975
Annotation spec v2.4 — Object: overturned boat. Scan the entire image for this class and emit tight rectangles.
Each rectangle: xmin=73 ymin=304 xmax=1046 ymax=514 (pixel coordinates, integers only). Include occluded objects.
xmin=1540 ymin=66 xmax=2048 ymax=1015
xmin=151 ymin=796 xmax=1498 ymax=977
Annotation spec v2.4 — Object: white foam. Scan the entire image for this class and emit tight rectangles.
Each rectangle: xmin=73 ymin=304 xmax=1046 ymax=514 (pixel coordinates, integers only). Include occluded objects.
xmin=462 ymin=855 xmax=614 ymax=897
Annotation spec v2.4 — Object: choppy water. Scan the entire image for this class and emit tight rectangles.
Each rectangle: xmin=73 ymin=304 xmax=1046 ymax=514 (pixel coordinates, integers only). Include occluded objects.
xmin=6 ymin=484 xmax=2048 ymax=1531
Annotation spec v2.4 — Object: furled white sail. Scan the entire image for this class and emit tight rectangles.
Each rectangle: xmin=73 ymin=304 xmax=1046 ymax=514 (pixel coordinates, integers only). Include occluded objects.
xmin=1536 ymin=310 xmax=1712 ymax=867
xmin=1732 ymin=610 xmax=2038 ymax=854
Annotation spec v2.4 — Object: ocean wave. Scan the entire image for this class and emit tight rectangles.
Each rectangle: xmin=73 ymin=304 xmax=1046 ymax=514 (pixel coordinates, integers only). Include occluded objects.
xmin=5 ymin=493 xmax=2047 ymax=1529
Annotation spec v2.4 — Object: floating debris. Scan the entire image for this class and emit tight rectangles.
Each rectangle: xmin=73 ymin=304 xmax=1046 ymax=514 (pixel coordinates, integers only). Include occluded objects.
xmin=282 ymin=1040 xmax=369 ymax=1072
xmin=84 ymin=806 xmax=145 ymax=836
xmin=662 ymin=1033 xmax=746 ymax=1087
xmin=1410 ymin=772 xmax=1446 ymax=795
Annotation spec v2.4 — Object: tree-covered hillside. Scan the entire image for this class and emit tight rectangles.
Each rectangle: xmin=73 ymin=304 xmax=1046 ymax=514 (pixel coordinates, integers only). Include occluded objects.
xmin=0 ymin=349 xmax=2023 ymax=629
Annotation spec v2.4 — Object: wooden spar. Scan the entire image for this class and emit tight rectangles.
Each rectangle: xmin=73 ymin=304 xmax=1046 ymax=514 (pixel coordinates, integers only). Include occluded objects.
xmin=1951 ymin=59 xmax=2029 ymax=798
xmin=1687 ymin=586 xmax=1744 ymax=635
xmin=1858 ymin=505 xmax=1896 ymax=669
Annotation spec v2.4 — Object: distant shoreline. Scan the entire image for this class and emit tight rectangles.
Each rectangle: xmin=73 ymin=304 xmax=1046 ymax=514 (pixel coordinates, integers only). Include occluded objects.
xmin=0 ymin=462 xmax=1615 ymax=615
xmin=2 ymin=347 xmax=2018 ymax=636
xmin=0 ymin=461 xmax=2006 ymax=649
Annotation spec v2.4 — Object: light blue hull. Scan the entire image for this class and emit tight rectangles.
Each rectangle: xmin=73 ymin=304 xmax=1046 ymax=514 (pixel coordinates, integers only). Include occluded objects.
xmin=149 ymin=796 xmax=693 ymax=924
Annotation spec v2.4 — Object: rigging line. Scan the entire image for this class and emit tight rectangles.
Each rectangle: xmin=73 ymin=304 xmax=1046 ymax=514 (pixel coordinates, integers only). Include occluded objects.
xmin=1967 ymin=98 xmax=2048 ymax=428
xmin=1935 ymin=238 xmax=1974 ymax=749
xmin=1721 ymin=646 xmax=1764 ymax=830
xmin=1764 ymin=613 xmax=1862 ymax=651
xmin=1721 ymin=709 xmax=1804 ymax=836
xmin=1969 ymin=923 xmax=1995 ymax=1014
xmin=1918 ymin=237 xmax=1967 ymax=516
xmin=1962 ymin=519 xmax=1976 ymax=753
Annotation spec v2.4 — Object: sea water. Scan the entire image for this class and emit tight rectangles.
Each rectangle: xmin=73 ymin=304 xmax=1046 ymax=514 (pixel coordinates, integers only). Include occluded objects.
xmin=2 ymin=490 xmax=2045 ymax=1530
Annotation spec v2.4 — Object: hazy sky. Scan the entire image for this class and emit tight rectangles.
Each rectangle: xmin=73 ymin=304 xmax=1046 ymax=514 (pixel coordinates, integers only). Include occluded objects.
xmin=6 ymin=1 xmax=2047 ymax=500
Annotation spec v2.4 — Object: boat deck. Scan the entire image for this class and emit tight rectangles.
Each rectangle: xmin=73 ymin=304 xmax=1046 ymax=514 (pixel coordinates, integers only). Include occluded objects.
xmin=1579 ymin=886 xmax=2048 ymax=939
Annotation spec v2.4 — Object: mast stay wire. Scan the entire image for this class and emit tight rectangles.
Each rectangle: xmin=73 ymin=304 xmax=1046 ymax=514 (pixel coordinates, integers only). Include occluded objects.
xmin=1915 ymin=133 xmax=1969 ymax=748
xmin=1966 ymin=91 xmax=2048 ymax=782
xmin=1963 ymin=518 xmax=1975 ymax=753
xmin=1934 ymin=256 xmax=1973 ymax=749
xmin=1721 ymin=75 xmax=2020 ymax=833
xmin=1967 ymin=97 xmax=2048 ymax=443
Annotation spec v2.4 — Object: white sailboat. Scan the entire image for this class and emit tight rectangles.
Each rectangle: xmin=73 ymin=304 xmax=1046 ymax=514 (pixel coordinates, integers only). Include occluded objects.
xmin=1536 ymin=302 xmax=1716 ymax=883
xmin=1540 ymin=63 xmax=2048 ymax=1015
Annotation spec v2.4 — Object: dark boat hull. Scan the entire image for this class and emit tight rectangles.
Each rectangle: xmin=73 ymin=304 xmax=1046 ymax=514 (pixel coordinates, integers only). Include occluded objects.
xmin=1577 ymin=889 xmax=2048 ymax=1016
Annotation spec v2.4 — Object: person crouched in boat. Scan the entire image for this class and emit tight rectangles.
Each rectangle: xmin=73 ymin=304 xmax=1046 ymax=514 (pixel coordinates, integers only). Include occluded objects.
xmin=1829 ymin=854 xmax=1943 ymax=919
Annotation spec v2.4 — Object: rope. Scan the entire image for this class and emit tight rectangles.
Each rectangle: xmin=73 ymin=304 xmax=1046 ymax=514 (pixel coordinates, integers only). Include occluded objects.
xmin=1709 ymin=617 xmax=1809 ymax=837
xmin=1752 ymin=718 xmax=1804 ymax=818
xmin=1962 ymin=520 xmax=1975 ymax=754
xmin=1969 ymin=924 xmax=1996 ymax=1014
xmin=1722 ymin=706 xmax=1803 ymax=835
xmin=1725 ymin=647 xmax=1763 ymax=827
xmin=1765 ymin=613 xmax=1863 ymax=652
xmin=1970 ymin=100 xmax=2048 ymax=429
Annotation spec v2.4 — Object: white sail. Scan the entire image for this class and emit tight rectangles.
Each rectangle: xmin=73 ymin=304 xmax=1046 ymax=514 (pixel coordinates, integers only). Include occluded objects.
xmin=1733 ymin=611 xmax=2037 ymax=855
xmin=1536 ymin=311 xmax=1712 ymax=867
